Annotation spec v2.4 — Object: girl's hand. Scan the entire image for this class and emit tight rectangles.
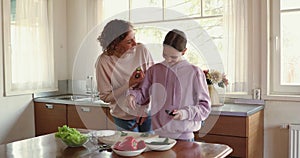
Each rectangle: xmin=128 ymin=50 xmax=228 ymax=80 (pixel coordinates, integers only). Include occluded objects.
xmin=172 ymin=110 xmax=184 ymax=120
xmin=127 ymin=94 xmax=137 ymax=110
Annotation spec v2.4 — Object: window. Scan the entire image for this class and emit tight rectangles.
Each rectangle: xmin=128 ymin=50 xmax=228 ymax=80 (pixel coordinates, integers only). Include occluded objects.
xmin=102 ymin=0 xmax=249 ymax=95
xmin=270 ymin=0 xmax=300 ymax=95
xmin=3 ymin=0 xmax=55 ymax=95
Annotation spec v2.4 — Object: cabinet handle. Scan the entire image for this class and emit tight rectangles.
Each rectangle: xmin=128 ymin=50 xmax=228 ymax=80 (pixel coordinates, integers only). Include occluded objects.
xmin=81 ymin=107 xmax=90 ymax=112
xmin=45 ymin=104 xmax=54 ymax=109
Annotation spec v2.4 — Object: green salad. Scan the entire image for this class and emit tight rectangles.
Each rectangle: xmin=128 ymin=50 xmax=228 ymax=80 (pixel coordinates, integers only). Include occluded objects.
xmin=55 ymin=125 xmax=88 ymax=147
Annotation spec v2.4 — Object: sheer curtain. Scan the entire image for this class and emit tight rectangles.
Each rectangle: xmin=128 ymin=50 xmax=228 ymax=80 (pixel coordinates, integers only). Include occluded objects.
xmin=9 ymin=0 xmax=55 ymax=94
xmin=223 ymin=0 xmax=248 ymax=93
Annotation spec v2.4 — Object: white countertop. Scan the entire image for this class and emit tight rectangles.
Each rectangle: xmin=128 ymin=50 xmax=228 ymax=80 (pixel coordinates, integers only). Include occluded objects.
xmin=210 ymin=103 xmax=264 ymax=116
xmin=34 ymin=95 xmax=264 ymax=116
xmin=34 ymin=95 xmax=110 ymax=107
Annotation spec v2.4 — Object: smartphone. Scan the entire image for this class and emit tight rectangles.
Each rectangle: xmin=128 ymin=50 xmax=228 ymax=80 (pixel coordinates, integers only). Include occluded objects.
xmin=165 ymin=110 xmax=175 ymax=116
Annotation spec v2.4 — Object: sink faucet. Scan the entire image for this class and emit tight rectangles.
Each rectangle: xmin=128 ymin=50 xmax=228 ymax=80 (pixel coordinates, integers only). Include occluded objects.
xmin=86 ymin=75 xmax=98 ymax=102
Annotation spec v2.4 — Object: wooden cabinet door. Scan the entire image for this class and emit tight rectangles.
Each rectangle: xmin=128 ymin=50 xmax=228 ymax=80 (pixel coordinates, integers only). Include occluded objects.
xmin=196 ymin=110 xmax=264 ymax=158
xmin=67 ymin=105 xmax=107 ymax=130
xmin=34 ymin=102 xmax=67 ymax=136
xmin=199 ymin=115 xmax=247 ymax=137
xmin=200 ymin=134 xmax=247 ymax=158
xmin=197 ymin=115 xmax=247 ymax=157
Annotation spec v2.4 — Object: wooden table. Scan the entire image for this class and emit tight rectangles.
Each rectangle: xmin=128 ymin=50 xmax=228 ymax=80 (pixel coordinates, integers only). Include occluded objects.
xmin=0 ymin=133 xmax=232 ymax=158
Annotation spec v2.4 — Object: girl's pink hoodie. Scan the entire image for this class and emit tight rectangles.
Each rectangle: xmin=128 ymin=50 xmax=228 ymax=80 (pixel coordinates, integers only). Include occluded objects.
xmin=129 ymin=60 xmax=211 ymax=140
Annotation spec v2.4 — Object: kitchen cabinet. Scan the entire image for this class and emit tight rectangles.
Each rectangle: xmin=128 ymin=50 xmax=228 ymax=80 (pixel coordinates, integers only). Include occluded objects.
xmin=196 ymin=108 xmax=264 ymax=158
xmin=67 ymin=105 xmax=111 ymax=130
xmin=34 ymin=102 xmax=67 ymax=136
xmin=34 ymin=101 xmax=115 ymax=136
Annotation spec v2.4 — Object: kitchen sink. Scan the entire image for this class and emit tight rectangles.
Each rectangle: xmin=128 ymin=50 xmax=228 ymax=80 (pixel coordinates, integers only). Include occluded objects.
xmin=51 ymin=94 xmax=109 ymax=105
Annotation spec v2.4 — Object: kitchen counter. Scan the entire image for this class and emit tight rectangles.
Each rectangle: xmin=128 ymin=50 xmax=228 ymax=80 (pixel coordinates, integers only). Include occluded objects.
xmin=211 ymin=103 xmax=264 ymax=116
xmin=34 ymin=94 xmax=110 ymax=107
xmin=34 ymin=95 xmax=264 ymax=116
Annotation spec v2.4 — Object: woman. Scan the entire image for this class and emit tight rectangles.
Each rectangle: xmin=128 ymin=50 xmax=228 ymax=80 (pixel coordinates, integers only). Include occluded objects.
xmin=95 ymin=19 xmax=154 ymax=132
xmin=127 ymin=29 xmax=211 ymax=141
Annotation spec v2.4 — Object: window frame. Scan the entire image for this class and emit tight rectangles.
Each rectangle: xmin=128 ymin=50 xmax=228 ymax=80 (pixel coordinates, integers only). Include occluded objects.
xmin=269 ymin=0 xmax=300 ymax=96
xmin=102 ymin=0 xmax=253 ymax=98
xmin=2 ymin=0 xmax=57 ymax=96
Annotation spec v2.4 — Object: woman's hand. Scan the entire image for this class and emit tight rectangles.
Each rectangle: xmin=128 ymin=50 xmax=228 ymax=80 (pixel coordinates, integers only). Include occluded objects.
xmin=137 ymin=116 xmax=147 ymax=125
xmin=129 ymin=69 xmax=145 ymax=88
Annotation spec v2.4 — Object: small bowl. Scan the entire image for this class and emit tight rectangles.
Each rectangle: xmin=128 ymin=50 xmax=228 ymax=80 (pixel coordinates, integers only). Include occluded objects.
xmin=112 ymin=146 xmax=146 ymax=157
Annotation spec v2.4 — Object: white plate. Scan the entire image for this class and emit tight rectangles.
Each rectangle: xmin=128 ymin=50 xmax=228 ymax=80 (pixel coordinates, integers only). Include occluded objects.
xmin=112 ymin=145 xmax=146 ymax=157
xmin=144 ymin=137 xmax=177 ymax=151
xmin=94 ymin=130 xmax=115 ymax=137
xmin=92 ymin=130 xmax=121 ymax=145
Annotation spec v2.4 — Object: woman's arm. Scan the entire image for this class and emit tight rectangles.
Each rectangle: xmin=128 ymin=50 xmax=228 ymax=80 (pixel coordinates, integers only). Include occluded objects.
xmin=95 ymin=55 xmax=147 ymax=103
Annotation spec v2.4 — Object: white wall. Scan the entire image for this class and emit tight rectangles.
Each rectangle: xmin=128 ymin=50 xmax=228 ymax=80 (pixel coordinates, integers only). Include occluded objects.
xmin=66 ymin=0 xmax=102 ymax=81
xmin=53 ymin=0 xmax=68 ymax=80
xmin=264 ymin=101 xmax=300 ymax=158
xmin=67 ymin=0 xmax=89 ymax=80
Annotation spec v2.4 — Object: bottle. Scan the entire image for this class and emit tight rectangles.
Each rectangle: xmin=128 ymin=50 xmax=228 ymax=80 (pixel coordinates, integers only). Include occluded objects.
xmin=135 ymin=67 xmax=141 ymax=78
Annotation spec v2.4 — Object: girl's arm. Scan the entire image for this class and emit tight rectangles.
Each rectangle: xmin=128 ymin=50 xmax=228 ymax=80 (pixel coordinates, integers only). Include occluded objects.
xmin=128 ymin=68 xmax=153 ymax=106
xmin=173 ymin=68 xmax=211 ymax=121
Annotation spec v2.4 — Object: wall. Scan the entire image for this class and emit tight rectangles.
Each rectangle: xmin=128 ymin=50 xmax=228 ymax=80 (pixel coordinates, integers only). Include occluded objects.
xmin=67 ymin=0 xmax=88 ymax=80
xmin=66 ymin=0 xmax=102 ymax=82
xmin=0 ymin=0 xmax=68 ymax=144
xmin=264 ymin=101 xmax=300 ymax=158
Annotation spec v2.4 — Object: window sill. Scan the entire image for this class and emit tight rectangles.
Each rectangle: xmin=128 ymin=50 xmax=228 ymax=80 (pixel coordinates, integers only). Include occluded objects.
xmin=223 ymin=93 xmax=300 ymax=102
xmin=221 ymin=93 xmax=300 ymax=103
xmin=262 ymin=94 xmax=300 ymax=102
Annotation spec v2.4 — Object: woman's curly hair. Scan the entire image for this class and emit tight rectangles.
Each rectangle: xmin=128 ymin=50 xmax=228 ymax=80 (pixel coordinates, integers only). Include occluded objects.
xmin=97 ymin=19 xmax=133 ymax=55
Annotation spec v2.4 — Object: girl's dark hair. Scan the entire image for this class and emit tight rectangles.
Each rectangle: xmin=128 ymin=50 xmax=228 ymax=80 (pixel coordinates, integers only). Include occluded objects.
xmin=97 ymin=19 xmax=133 ymax=54
xmin=163 ymin=29 xmax=187 ymax=52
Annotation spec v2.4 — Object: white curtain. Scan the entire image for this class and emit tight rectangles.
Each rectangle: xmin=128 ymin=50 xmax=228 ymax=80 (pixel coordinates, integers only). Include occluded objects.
xmin=10 ymin=0 xmax=55 ymax=93
xmin=86 ymin=0 xmax=103 ymax=30
xmin=223 ymin=0 xmax=248 ymax=93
